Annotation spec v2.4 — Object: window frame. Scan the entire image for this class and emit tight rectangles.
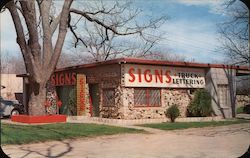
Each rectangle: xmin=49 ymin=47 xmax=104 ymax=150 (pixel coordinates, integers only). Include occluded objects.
xmin=134 ymin=88 xmax=161 ymax=107
xmin=102 ymin=88 xmax=115 ymax=107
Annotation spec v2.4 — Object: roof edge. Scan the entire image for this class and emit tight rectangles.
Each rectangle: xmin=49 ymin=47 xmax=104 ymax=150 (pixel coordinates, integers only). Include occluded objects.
xmin=55 ymin=57 xmax=250 ymax=72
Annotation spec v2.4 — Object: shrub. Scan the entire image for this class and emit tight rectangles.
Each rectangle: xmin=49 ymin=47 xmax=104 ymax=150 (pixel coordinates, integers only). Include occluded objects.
xmin=187 ymin=89 xmax=212 ymax=117
xmin=165 ymin=104 xmax=180 ymax=122
xmin=236 ymin=106 xmax=244 ymax=114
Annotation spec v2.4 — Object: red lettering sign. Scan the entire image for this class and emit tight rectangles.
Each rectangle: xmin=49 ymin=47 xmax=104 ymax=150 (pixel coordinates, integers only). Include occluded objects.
xmin=138 ymin=68 xmax=142 ymax=82
xmin=125 ymin=64 xmax=206 ymax=88
xmin=165 ymin=70 xmax=171 ymax=83
xmin=127 ymin=68 xmax=172 ymax=84
xmin=128 ymin=68 xmax=135 ymax=82
xmin=155 ymin=69 xmax=163 ymax=83
xmin=50 ymin=72 xmax=77 ymax=86
xmin=144 ymin=69 xmax=152 ymax=82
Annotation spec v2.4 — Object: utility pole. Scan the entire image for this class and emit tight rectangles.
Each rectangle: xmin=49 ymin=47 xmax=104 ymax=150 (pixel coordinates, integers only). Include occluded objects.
xmin=240 ymin=0 xmax=250 ymax=66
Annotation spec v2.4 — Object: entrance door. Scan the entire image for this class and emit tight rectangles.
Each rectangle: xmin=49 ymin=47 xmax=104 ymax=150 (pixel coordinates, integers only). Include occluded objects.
xmin=57 ymin=86 xmax=77 ymax=116
xmin=89 ymin=84 xmax=100 ymax=117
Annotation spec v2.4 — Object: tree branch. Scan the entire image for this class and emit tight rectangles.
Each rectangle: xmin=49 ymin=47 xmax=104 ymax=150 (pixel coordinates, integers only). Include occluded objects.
xmin=48 ymin=0 xmax=73 ymax=78
xmin=68 ymin=1 xmax=165 ymax=62
xmin=68 ymin=13 xmax=87 ymax=47
xmin=20 ymin=0 xmax=41 ymax=57
xmin=70 ymin=8 xmax=144 ymax=36
xmin=39 ymin=0 xmax=53 ymax=68
xmin=50 ymin=13 xmax=61 ymax=34
xmin=6 ymin=1 xmax=37 ymax=80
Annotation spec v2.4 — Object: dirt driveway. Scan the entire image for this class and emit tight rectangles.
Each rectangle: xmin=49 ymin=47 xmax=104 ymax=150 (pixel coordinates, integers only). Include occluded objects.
xmin=2 ymin=123 xmax=250 ymax=158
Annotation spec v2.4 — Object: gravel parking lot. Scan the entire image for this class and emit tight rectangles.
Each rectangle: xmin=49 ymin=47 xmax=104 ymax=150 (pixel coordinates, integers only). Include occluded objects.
xmin=2 ymin=123 xmax=250 ymax=158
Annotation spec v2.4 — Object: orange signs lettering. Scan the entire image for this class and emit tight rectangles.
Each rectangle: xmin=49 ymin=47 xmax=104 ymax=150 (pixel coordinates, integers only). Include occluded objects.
xmin=77 ymin=74 xmax=86 ymax=116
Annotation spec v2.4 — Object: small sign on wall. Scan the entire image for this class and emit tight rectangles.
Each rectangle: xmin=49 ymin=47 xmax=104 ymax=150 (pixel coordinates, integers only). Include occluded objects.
xmin=77 ymin=74 xmax=86 ymax=116
xmin=124 ymin=64 xmax=205 ymax=88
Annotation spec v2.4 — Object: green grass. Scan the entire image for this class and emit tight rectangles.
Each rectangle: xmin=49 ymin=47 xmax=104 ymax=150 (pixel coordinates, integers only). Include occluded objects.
xmin=139 ymin=119 xmax=250 ymax=131
xmin=1 ymin=123 xmax=144 ymax=145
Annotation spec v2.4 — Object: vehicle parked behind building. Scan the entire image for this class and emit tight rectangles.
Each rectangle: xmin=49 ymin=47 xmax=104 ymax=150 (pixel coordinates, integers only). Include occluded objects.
xmin=0 ymin=96 xmax=24 ymax=117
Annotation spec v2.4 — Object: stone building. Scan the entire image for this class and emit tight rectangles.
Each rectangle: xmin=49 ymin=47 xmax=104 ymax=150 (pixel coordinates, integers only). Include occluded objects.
xmin=19 ymin=58 xmax=250 ymax=119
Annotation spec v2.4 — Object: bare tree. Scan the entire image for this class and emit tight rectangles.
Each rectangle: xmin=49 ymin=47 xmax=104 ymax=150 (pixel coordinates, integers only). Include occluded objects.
xmin=148 ymin=50 xmax=187 ymax=62
xmin=218 ymin=0 xmax=249 ymax=66
xmin=217 ymin=0 xmax=250 ymax=117
xmin=67 ymin=1 xmax=165 ymax=62
xmin=3 ymin=0 xmax=165 ymax=115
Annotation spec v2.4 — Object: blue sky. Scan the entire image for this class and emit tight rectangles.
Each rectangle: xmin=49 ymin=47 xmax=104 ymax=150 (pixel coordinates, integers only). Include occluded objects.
xmin=132 ymin=0 xmax=228 ymax=62
xmin=0 ymin=0 xmax=245 ymax=63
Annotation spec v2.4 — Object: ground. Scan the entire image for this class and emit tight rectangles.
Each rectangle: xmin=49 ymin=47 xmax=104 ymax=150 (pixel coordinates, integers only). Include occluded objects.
xmin=2 ymin=123 xmax=250 ymax=158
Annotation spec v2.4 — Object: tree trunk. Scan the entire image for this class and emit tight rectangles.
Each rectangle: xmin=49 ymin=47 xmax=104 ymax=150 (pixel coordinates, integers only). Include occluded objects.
xmin=28 ymin=80 xmax=46 ymax=116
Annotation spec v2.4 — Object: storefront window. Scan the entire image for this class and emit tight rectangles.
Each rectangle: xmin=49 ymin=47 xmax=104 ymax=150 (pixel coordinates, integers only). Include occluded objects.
xmin=57 ymin=86 xmax=77 ymax=115
xmin=103 ymin=89 xmax=115 ymax=107
xmin=134 ymin=88 xmax=161 ymax=107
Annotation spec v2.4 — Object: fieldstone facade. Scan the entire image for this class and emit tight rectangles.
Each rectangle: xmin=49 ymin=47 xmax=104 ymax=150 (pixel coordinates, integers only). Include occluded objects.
xmin=84 ymin=84 xmax=91 ymax=117
xmin=79 ymin=64 xmax=122 ymax=118
xmin=163 ymin=89 xmax=192 ymax=117
xmin=236 ymin=95 xmax=250 ymax=107
xmin=38 ymin=58 xmax=249 ymax=119
xmin=100 ymin=86 xmax=124 ymax=119
xmin=18 ymin=58 xmax=249 ymax=119
xmin=118 ymin=87 xmax=192 ymax=119
xmin=83 ymin=62 xmax=247 ymax=119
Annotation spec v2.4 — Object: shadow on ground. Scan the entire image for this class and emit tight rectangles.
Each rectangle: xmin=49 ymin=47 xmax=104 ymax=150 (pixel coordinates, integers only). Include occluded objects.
xmin=15 ymin=141 xmax=73 ymax=158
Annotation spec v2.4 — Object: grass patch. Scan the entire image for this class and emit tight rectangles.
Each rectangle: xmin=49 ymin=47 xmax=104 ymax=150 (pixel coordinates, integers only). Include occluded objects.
xmin=139 ymin=119 xmax=250 ymax=131
xmin=1 ymin=123 xmax=144 ymax=145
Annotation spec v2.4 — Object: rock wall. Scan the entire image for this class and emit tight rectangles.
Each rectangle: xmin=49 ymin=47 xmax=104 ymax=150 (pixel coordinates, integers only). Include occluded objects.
xmin=100 ymin=86 xmax=124 ymax=119
xmin=93 ymin=63 xmax=193 ymax=119
xmin=163 ymin=89 xmax=192 ymax=117
xmin=84 ymin=84 xmax=91 ymax=117
xmin=78 ymin=64 xmax=121 ymax=118
xmin=236 ymin=95 xmax=250 ymax=107
xmin=121 ymin=88 xmax=192 ymax=119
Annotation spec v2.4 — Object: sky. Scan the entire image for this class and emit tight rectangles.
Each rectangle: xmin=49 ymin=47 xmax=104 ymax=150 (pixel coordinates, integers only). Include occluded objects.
xmin=0 ymin=0 xmax=246 ymax=64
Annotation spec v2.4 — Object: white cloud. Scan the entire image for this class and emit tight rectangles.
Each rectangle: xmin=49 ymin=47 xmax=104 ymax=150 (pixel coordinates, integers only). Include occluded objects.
xmin=175 ymin=0 xmax=223 ymax=6
xmin=174 ymin=0 xmax=226 ymax=15
xmin=157 ymin=19 xmax=224 ymax=63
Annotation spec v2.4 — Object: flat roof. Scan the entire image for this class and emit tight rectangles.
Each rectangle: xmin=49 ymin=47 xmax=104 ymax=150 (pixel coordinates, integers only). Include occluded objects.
xmin=17 ymin=58 xmax=250 ymax=77
xmin=55 ymin=57 xmax=250 ymax=72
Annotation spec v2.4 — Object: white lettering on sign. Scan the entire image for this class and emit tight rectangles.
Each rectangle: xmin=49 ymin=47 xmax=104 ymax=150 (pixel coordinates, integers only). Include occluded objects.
xmin=124 ymin=64 xmax=205 ymax=88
